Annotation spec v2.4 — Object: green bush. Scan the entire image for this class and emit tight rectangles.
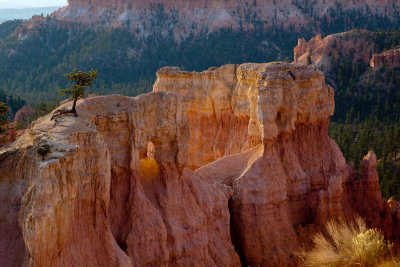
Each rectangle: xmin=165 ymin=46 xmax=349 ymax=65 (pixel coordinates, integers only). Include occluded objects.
xmin=37 ymin=145 xmax=51 ymax=160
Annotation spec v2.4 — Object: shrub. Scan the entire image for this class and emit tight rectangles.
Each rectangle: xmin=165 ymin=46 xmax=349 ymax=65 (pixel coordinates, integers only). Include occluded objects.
xmin=37 ymin=145 xmax=51 ymax=160
xmin=299 ymin=217 xmax=399 ymax=267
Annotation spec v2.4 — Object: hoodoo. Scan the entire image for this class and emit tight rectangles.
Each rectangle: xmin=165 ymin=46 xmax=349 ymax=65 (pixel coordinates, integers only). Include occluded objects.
xmin=293 ymin=30 xmax=375 ymax=71
xmin=370 ymin=48 xmax=400 ymax=70
xmin=0 ymin=63 xmax=399 ymax=266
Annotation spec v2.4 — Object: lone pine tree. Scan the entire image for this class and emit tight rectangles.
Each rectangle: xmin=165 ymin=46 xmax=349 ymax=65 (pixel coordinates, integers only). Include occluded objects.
xmin=59 ymin=69 xmax=98 ymax=117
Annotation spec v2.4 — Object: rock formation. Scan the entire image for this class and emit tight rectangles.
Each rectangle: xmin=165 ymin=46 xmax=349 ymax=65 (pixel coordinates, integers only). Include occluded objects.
xmin=343 ymin=151 xmax=400 ymax=243
xmin=18 ymin=0 xmax=400 ymax=39
xmin=182 ymin=63 xmax=341 ymax=265
xmin=294 ymin=30 xmax=375 ymax=71
xmin=0 ymin=93 xmax=240 ymax=267
xmin=14 ymin=105 xmax=34 ymax=125
xmin=17 ymin=15 xmax=47 ymax=40
xmin=153 ymin=63 xmax=335 ymax=169
xmin=0 ymin=62 xmax=399 ymax=266
xmin=153 ymin=65 xmax=261 ymax=170
xmin=370 ymin=48 xmax=400 ymax=70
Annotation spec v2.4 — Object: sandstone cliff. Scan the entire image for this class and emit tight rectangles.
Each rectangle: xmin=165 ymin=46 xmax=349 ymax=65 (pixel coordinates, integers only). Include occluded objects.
xmin=18 ymin=0 xmax=400 ymax=39
xmin=370 ymin=48 xmax=400 ymax=70
xmin=294 ymin=29 xmax=375 ymax=71
xmin=0 ymin=93 xmax=239 ymax=267
xmin=153 ymin=63 xmax=335 ymax=169
xmin=60 ymin=0 xmax=400 ymax=31
xmin=0 ymin=63 xmax=399 ymax=266
xmin=153 ymin=64 xmax=260 ymax=170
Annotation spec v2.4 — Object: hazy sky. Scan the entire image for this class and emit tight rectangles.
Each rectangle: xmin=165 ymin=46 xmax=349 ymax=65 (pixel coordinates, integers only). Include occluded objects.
xmin=0 ymin=0 xmax=67 ymax=9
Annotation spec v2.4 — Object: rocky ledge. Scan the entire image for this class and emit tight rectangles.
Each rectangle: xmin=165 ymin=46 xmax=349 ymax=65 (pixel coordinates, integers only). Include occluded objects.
xmin=370 ymin=48 xmax=400 ymax=71
xmin=0 ymin=62 xmax=399 ymax=266
xmin=294 ymin=30 xmax=375 ymax=71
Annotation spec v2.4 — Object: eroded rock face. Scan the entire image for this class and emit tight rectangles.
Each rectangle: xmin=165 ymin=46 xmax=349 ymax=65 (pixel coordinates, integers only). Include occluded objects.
xmin=154 ymin=64 xmax=257 ymax=170
xmin=0 ymin=93 xmax=239 ymax=267
xmin=229 ymin=121 xmax=347 ymax=266
xmin=1 ymin=62 xmax=399 ymax=267
xmin=14 ymin=105 xmax=35 ymax=125
xmin=182 ymin=63 xmax=343 ymax=265
xmin=370 ymin=48 xmax=400 ymax=70
xmin=294 ymin=30 xmax=375 ymax=71
xmin=343 ymin=151 xmax=400 ymax=244
xmin=20 ymin=0 xmax=400 ymax=39
xmin=154 ymin=63 xmax=334 ymax=169
xmin=175 ymin=63 xmax=397 ymax=266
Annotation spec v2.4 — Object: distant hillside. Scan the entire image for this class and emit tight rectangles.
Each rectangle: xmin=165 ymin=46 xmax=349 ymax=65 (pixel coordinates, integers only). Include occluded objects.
xmin=1 ymin=0 xmax=400 ymax=105
xmin=52 ymin=0 xmax=400 ymax=37
xmin=0 ymin=7 xmax=61 ymax=23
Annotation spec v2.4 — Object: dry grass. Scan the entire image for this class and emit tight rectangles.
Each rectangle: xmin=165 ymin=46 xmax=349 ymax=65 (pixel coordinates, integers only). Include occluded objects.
xmin=299 ymin=218 xmax=399 ymax=267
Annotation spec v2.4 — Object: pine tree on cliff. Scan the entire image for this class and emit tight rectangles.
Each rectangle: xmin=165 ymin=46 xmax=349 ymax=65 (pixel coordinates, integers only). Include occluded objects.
xmin=57 ymin=69 xmax=97 ymax=117
xmin=0 ymin=102 xmax=9 ymax=132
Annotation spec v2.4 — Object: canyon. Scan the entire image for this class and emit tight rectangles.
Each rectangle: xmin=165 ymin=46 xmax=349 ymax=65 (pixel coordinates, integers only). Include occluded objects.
xmin=0 ymin=62 xmax=399 ymax=266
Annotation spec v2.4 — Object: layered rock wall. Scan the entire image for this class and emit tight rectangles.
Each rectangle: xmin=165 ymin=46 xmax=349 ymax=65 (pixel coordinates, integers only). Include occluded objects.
xmin=0 ymin=93 xmax=239 ymax=267
xmin=370 ymin=48 xmax=400 ymax=70
xmin=154 ymin=64 xmax=259 ymax=170
xmin=0 ymin=62 xmax=399 ymax=267
xmin=157 ymin=63 xmax=399 ymax=265
xmin=294 ymin=30 xmax=375 ymax=71
xmin=43 ymin=0 xmax=400 ymax=38
xmin=154 ymin=63 xmax=334 ymax=169
xmin=343 ymin=151 xmax=400 ymax=243
xmin=185 ymin=63 xmax=343 ymax=265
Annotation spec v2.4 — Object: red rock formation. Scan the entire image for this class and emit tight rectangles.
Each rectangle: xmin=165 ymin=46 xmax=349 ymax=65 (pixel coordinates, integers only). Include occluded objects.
xmin=17 ymin=15 xmax=46 ymax=40
xmin=153 ymin=65 xmax=261 ymax=170
xmin=0 ymin=147 xmax=33 ymax=267
xmin=294 ymin=30 xmax=375 ymax=71
xmin=159 ymin=63 xmax=399 ymax=265
xmin=14 ymin=105 xmax=34 ymax=125
xmin=343 ymin=151 xmax=400 ymax=243
xmin=1 ymin=93 xmax=240 ymax=267
xmin=187 ymin=63 xmax=343 ymax=265
xmin=370 ymin=48 xmax=400 ymax=70
xmin=154 ymin=63 xmax=335 ymax=169
xmin=0 ymin=63 xmax=399 ymax=266
xmin=18 ymin=0 xmax=400 ymax=39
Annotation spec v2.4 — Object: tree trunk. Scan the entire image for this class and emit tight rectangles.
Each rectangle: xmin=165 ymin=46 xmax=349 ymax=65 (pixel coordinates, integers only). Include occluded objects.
xmin=71 ymin=98 xmax=78 ymax=117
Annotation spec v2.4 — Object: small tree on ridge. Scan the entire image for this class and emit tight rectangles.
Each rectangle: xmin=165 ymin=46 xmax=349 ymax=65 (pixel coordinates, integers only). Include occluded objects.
xmin=59 ymin=68 xmax=98 ymax=117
